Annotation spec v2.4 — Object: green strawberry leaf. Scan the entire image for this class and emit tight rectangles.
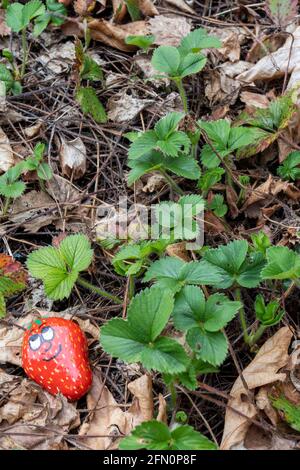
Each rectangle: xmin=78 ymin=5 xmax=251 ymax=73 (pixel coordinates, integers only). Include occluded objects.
xmin=261 ymin=246 xmax=300 ymax=280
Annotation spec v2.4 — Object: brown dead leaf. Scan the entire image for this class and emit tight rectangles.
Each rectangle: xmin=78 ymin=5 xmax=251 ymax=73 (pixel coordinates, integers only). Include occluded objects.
xmin=212 ymin=27 xmax=246 ymax=62
xmin=205 ymin=70 xmax=241 ymax=106
xmin=0 ymin=9 xmax=10 ymax=36
xmin=138 ymin=0 xmax=158 ymax=16
xmin=221 ymin=327 xmax=293 ymax=450
xmin=165 ymin=0 xmax=195 ymax=14
xmin=204 ymin=210 xmax=227 ymax=234
xmin=79 ymin=368 xmax=154 ymax=449
xmin=112 ymin=0 xmax=127 ymax=22
xmin=240 ymin=91 xmax=270 ymax=111
xmin=24 ymin=122 xmax=43 ymax=138
xmin=9 ymin=190 xmax=56 ymax=233
xmin=88 ymin=19 xmax=149 ymax=51
xmin=148 ymin=15 xmax=191 ymax=47
xmin=166 ymin=242 xmax=190 ymax=261
xmin=238 ymin=26 xmax=300 ymax=96
xmin=46 ymin=174 xmax=81 ymax=209
xmin=226 ymin=185 xmax=239 ymax=219
xmin=107 ymin=92 xmax=154 ymax=122
xmin=74 ymin=0 xmax=96 ymax=15
xmin=241 ymin=174 xmax=300 ymax=217
xmin=59 ymin=137 xmax=87 ymax=180
xmin=37 ymin=41 xmax=75 ymax=76
xmin=0 ymin=368 xmax=80 ymax=449
xmin=0 ymin=127 xmax=14 ymax=173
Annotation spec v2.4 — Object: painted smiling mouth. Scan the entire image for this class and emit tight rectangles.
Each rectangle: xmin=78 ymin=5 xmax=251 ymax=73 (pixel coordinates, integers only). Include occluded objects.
xmin=43 ymin=344 xmax=62 ymax=362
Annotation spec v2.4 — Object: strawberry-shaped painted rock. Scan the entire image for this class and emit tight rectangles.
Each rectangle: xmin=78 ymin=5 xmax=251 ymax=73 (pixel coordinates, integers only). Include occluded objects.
xmin=22 ymin=317 xmax=92 ymax=401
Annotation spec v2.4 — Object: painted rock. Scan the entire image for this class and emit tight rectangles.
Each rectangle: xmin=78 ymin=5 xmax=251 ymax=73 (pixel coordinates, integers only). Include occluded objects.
xmin=22 ymin=317 xmax=92 ymax=400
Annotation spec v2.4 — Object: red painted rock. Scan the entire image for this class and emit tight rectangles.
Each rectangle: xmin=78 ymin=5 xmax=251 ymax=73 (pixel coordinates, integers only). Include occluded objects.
xmin=22 ymin=317 xmax=92 ymax=401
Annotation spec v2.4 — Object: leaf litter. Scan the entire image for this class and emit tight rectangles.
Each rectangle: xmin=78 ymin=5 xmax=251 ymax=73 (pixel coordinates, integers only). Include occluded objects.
xmin=2 ymin=0 xmax=300 ymax=452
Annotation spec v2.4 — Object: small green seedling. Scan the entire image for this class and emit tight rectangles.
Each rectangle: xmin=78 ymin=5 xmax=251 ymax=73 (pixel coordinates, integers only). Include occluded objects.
xmin=0 ymin=254 xmax=27 ymax=318
xmin=250 ymin=231 xmax=271 ymax=255
xmin=125 ymin=34 xmax=155 ymax=52
xmin=5 ymin=0 xmax=67 ymax=79
xmin=248 ymin=294 xmax=284 ymax=347
xmin=0 ymin=61 xmax=22 ymax=95
xmin=24 ymin=142 xmax=53 ymax=184
xmin=127 ymin=112 xmax=200 ymax=193
xmin=27 ymin=234 xmax=122 ymax=303
xmin=270 ymin=395 xmax=300 ymax=433
xmin=119 ymin=420 xmax=217 ymax=450
xmin=75 ymin=39 xmax=107 ymax=123
xmin=197 ymin=119 xmax=264 ymax=168
xmin=151 ymin=28 xmax=221 ymax=113
xmin=208 ymin=194 xmax=227 ymax=217
xmin=0 ymin=161 xmax=27 ymax=214
xmin=277 ymin=151 xmax=300 ymax=181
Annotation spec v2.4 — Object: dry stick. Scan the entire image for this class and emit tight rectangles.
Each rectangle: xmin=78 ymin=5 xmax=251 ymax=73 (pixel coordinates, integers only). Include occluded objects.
xmin=189 ymin=389 xmax=275 ymax=435
xmin=282 ymin=32 xmax=295 ymax=94
xmin=223 ymin=330 xmax=253 ymax=401
xmin=177 ymin=386 xmax=218 ymax=446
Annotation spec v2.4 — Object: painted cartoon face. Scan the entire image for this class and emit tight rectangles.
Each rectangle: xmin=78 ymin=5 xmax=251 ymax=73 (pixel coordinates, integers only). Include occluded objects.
xmin=22 ymin=317 xmax=92 ymax=401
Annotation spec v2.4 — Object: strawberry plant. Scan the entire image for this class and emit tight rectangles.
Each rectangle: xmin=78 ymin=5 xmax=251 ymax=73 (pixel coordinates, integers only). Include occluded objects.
xmin=173 ymin=286 xmax=241 ymax=366
xmin=119 ymin=420 xmax=218 ymax=450
xmin=277 ymin=151 xmax=300 ymax=181
xmin=5 ymin=0 xmax=66 ymax=79
xmin=125 ymin=34 xmax=155 ymax=52
xmin=101 ymin=286 xmax=189 ymax=374
xmin=75 ymin=39 xmax=107 ymax=123
xmin=151 ymin=28 xmax=221 ymax=112
xmin=127 ymin=112 xmax=200 ymax=193
xmin=0 ymin=254 xmax=27 ymax=318
xmin=27 ymin=234 xmax=122 ymax=303
xmin=248 ymin=294 xmax=284 ymax=347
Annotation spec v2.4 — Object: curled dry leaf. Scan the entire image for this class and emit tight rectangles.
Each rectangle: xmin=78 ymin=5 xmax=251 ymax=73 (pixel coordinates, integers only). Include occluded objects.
xmin=10 ymin=190 xmax=56 ymax=233
xmin=166 ymin=242 xmax=190 ymax=261
xmin=165 ymin=0 xmax=195 ymax=14
xmin=0 ymin=127 xmax=14 ymax=173
xmin=24 ymin=122 xmax=43 ymax=138
xmin=148 ymin=14 xmax=191 ymax=46
xmin=221 ymin=327 xmax=293 ymax=450
xmin=107 ymin=92 xmax=154 ymax=122
xmin=0 ymin=369 xmax=80 ymax=449
xmin=74 ymin=0 xmax=96 ymax=15
xmin=212 ymin=27 xmax=246 ymax=62
xmin=59 ymin=137 xmax=87 ymax=180
xmin=241 ymin=174 xmax=300 ymax=218
xmin=37 ymin=42 xmax=75 ymax=76
xmin=238 ymin=26 xmax=300 ymax=98
xmin=205 ymin=70 xmax=241 ymax=106
xmin=78 ymin=369 xmax=154 ymax=449
xmin=88 ymin=19 xmax=149 ymax=52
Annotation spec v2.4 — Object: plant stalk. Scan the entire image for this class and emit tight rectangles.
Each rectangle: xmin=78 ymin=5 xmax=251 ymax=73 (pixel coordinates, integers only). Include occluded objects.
xmin=174 ymin=79 xmax=188 ymax=114
xmin=2 ymin=197 xmax=11 ymax=215
xmin=77 ymin=277 xmax=123 ymax=304
xmin=248 ymin=324 xmax=267 ymax=348
xmin=21 ymin=28 xmax=28 ymax=79
xmin=160 ymin=169 xmax=184 ymax=195
xmin=235 ymin=287 xmax=249 ymax=343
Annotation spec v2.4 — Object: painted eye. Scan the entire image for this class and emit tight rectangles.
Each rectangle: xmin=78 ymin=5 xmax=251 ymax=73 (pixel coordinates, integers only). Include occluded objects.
xmin=29 ymin=334 xmax=41 ymax=351
xmin=41 ymin=326 xmax=54 ymax=341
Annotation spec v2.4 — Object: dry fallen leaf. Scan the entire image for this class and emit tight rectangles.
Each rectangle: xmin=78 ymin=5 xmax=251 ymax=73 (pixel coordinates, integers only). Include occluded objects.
xmin=165 ymin=0 xmax=195 ymax=14
xmin=107 ymin=92 xmax=154 ymax=122
xmin=78 ymin=369 xmax=154 ymax=449
xmin=221 ymin=327 xmax=293 ymax=450
xmin=89 ymin=19 xmax=149 ymax=51
xmin=46 ymin=174 xmax=81 ymax=209
xmin=148 ymin=15 xmax=191 ymax=46
xmin=9 ymin=190 xmax=56 ymax=233
xmin=241 ymin=174 xmax=300 ymax=217
xmin=0 ymin=127 xmax=14 ymax=173
xmin=37 ymin=41 xmax=75 ymax=76
xmin=205 ymin=70 xmax=241 ymax=106
xmin=59 ymin=137 xmax=87 ymax=180
xmin=24 ymin=122 xmax=43 ymax=138
xmin=238 ymin=26 xmax=300 ymax=96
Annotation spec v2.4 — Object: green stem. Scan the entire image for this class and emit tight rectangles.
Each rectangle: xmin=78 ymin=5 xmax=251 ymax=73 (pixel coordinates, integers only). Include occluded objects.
xmin=77 ymin=277 xmax=123 ymax=304
xmin=128 ymin=275 xmax=135 ymax=300
xmin=169 ymin=381 xmax=177 ymax=409
xmin=160 ymin=169 xmax=184 ymax=195
xmin=2 ymin=197 xmax=11 ymax=215
xmin=235 ymin=288 xmax=249 ymax=344
xmin=248 ymin=324 xmax=267 ymax=348
xmin=21 ymin=28 xmax=27 ymax=79
xmin=174 ymin=79 xmax=188 ymax=114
